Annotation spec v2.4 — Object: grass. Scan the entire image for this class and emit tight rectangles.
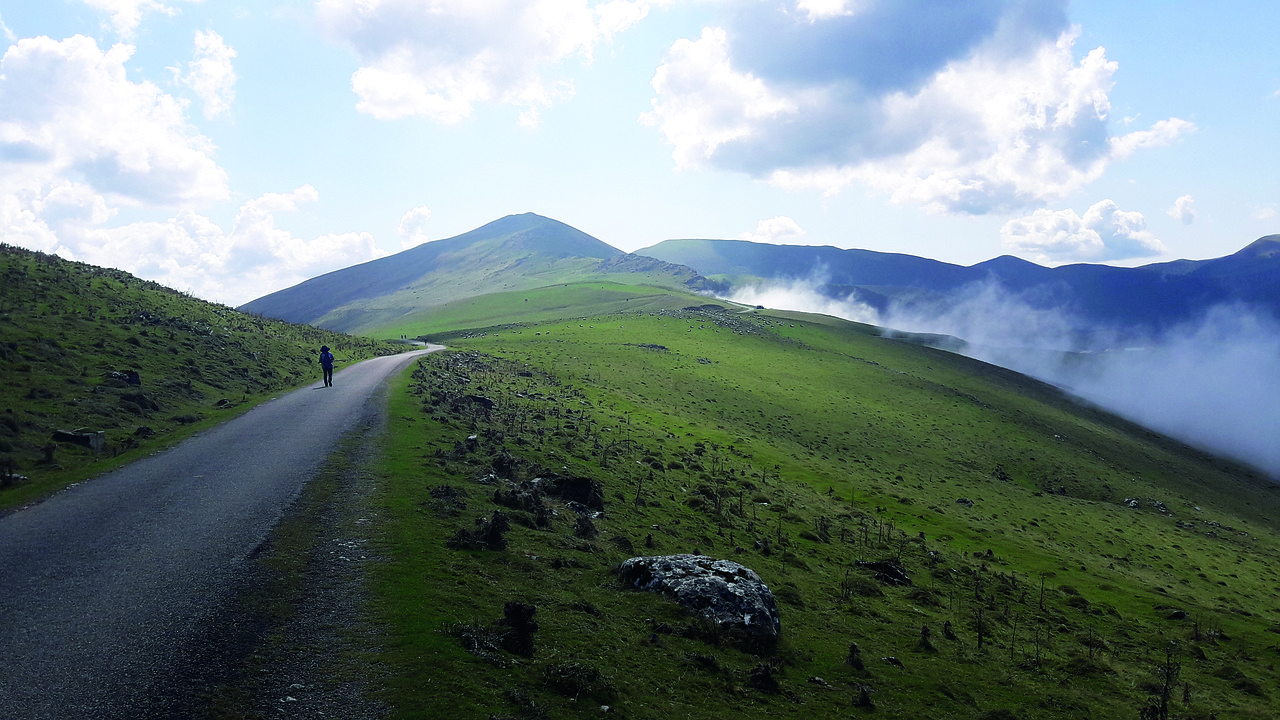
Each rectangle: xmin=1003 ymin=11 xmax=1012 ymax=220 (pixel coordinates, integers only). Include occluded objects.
xmin=365 ymin=305 xmax=1280 ymax=718
xmin=0 ymin=244 xmax=404 ymax=509
xmin=371 ymin=281 xmax=733 ymax=340
xmin=10 ymin=244 xmax=1280 ymax=717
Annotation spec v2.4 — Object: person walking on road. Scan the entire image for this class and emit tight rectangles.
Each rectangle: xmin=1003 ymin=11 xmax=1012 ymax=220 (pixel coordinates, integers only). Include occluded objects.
xmin=319 ymin=345 xmax=335 ymax=387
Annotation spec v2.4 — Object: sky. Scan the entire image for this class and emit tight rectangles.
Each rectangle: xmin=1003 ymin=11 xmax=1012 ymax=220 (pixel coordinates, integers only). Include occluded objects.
xmin=1 ymin=0 xmax=1277 ymax=306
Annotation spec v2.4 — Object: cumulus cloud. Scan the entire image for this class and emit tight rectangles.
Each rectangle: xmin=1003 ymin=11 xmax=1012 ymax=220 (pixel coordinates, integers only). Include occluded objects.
xmin=173 ymin=30 xmax=238 ymax=119
xmin=318 ymin=0 xmax=668 ymax=125
xmin=0 ymin=35 xmax=229 ymax=207
xmin=640 ymin=26 xmax=797 ymax=167
xmin=1167 ymin=194 xmax=1195 ymax=225
xmin=739 ymin=215 xmax=806 ymax=244
xmin=398 ymin=204 xmax=432 ymax=249
xmin=15 ymin=185 xmax=387 ymax=305
xmin=645 ymin=1 xmax=1193 ymax=214
xmin=81 ymin=0 xmax=193 ymax=39
xmin=1000 ymin=199 xmax=1166 ymax=263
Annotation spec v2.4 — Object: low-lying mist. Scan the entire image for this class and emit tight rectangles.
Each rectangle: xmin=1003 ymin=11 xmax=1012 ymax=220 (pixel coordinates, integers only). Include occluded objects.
xmin=729 ymin=278 xmax=1280 ymax=479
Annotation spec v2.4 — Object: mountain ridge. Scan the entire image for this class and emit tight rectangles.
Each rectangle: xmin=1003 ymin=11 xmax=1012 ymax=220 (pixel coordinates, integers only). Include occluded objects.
xmin=637 ymin=234 xmax=1280 ymax=337
xmin=238 ymin=211 xmax=1280 ymax=343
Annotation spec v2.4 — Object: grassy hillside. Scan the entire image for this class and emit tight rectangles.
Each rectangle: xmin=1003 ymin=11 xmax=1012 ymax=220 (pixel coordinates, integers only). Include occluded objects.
xmin=239 ymin=213 xmax=716 ymax=335
xmin=0 ymin=244 xmax=403 ymax=509
xmin=366 ymin=281 xmax=739 ymax=340
xmin=367 ymin=304 xmax=1280 ymax=719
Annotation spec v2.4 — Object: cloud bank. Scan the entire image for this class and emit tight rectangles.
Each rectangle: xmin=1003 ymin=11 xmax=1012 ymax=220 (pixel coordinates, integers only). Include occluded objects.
xmin=644 ymin=0 xmax=1193 ymax=215
xmin=728 ymin=270 xmax=879 ymax=325
xmin=0 ymin=35 xmax=385 ymax=305
xmin=721 ymin=274 xmax=1280 ymax=478
xmin=23 ymin=185 xmax=387 ymax=306
xmin=0 ymin=35 xmax=229 ymax=208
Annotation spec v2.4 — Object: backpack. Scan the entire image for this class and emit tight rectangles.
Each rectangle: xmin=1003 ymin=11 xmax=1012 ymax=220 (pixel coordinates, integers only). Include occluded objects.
xmin=320 ymin=351 xmax=334 ymax=365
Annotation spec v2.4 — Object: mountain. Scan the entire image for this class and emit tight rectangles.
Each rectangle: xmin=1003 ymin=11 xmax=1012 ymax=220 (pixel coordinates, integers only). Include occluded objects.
xmin=239 ymin=213 xmax=715 ymax=334
xmin=637 ymin=235 xmax=1280 ymax=339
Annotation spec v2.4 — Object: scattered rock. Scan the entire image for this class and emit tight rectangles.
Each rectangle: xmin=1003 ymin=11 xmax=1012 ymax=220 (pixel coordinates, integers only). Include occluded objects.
xmin=496 ymin=601 xmax=538 ymax=657
xmin=956 ymin=498 xmax=974 ymax=507
xmin=617 ymin=554 xmax=781 ymax=641
xmin=856 ymin=559 xmax=912 ymax=586
xmin=446 ymin=510 xmax=511 ymax=550
xmin=51 ymin=428 xmax=106 ymax=455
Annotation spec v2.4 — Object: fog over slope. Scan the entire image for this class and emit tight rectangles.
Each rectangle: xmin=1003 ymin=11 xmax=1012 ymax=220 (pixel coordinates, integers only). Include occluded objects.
xmin=729 ymin=278 xmax=1280 ymax=479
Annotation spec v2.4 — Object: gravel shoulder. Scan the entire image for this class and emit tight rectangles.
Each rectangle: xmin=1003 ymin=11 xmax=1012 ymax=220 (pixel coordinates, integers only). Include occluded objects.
xmin=195 ymin=390 xmax=392 ymax=720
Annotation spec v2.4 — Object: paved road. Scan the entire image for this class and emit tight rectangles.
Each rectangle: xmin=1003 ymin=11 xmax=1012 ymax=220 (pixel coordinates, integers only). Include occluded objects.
xmin=0 ymin=347 xmax=439 ymax=719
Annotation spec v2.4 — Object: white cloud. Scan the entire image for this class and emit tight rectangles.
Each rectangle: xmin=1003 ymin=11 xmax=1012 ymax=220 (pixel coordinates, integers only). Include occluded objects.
xmin=398 ymin=205 xmax=432 ymax=249
xmin=795 ymin=0 xmax=862 ymax=22
xmin=739 ymin=215 xmax=805 ymax=244
xmin=1108 ymin=117 xmax=1194 ymax=160
xmin=641 ymin=26 xmax=797 ymax=168
xmin=173 ymin=30 xmax=237 ymax=120
xmin=879 ymin=287 xmax=1280 ymax=477
xmin=1167 ymin=194 xmax=1195 ymax=225
xmin=0 ymin=13 xmax=15 ymax=42
xmin=10 ymin=185 xmax=387 ymax=305
xmin=318 ymin=0 xmax=666 ymax=124
xmin=645 ymin=5 xmax=1194 ymax=215
xmin=0 ymin=35 xmax=229 ymax=207
xmin=729 ymin=276 xmax=879 ymax=324
xmin=80 ymin=0 xmax=194 ymax=39
xmin=1254 ymin=206 xmax=1276 ymax=221
xmin=1000 ymin=199 xmax=1166 ymax=263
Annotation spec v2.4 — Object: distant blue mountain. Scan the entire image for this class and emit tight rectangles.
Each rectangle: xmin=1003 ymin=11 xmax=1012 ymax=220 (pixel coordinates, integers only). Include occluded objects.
xmin=637 ymin=235 xmax=1280 ymax=338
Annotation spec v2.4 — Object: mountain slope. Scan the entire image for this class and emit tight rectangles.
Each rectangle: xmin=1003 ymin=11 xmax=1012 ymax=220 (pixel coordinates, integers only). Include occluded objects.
xmin=367 ymin=306 xmax=1280 ymax=718
xmin=239 ymin=213 xmax=711 ymax=334
xmin=0 ymin=243 xmax=401 ymax=508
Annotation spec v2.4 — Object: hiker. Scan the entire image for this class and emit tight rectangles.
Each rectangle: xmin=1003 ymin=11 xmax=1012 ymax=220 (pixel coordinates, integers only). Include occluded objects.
xmin=319 ymin=345 xmax=335 ymax=387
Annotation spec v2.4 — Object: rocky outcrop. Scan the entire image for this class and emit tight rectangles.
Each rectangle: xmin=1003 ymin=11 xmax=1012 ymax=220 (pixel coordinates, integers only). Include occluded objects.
xmin=617 ymin=554 xmax=780 ymax=641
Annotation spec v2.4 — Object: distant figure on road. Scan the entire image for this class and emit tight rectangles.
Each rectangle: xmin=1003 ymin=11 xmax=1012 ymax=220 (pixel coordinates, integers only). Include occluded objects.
xmin=319 ymin=345 xmax=335 ymax=387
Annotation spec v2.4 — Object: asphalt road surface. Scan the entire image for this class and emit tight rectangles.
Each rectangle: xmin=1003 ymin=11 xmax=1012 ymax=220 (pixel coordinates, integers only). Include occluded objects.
xmin=0 ymin=347 xmax=439 ymax=719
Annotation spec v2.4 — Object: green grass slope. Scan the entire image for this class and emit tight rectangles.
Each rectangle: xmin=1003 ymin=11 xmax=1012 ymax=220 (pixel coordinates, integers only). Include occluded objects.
xmin=365 ymin=281 xmax=739 ymax=340
xmin=0 ymin=244 xmax=403 ymax=509
xmin=368 ymin=306 xmax=1280 ymax=719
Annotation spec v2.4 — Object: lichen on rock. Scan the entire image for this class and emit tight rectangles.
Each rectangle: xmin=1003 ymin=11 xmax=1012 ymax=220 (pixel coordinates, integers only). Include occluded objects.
xmin=617 ymin=554 xmax=781 ymax=641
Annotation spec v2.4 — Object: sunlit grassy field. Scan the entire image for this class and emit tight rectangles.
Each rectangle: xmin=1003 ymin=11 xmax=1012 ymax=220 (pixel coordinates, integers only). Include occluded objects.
xmin=368 ymin=301 xmax=1280 ymax=719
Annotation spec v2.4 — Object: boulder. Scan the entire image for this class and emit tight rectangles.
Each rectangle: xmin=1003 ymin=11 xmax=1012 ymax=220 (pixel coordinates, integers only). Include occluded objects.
xmin=617 ymin=554 xmax=781 ymax=641
xmin=51 ymin=429 xmax=105 ymax=455
xmin=856 ymin=559 xmax=912 ymax=586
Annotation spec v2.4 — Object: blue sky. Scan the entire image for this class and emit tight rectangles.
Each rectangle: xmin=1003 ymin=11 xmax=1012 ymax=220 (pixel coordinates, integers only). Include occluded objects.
xmin=1 ymin=0 xmax=1276 ymax=305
